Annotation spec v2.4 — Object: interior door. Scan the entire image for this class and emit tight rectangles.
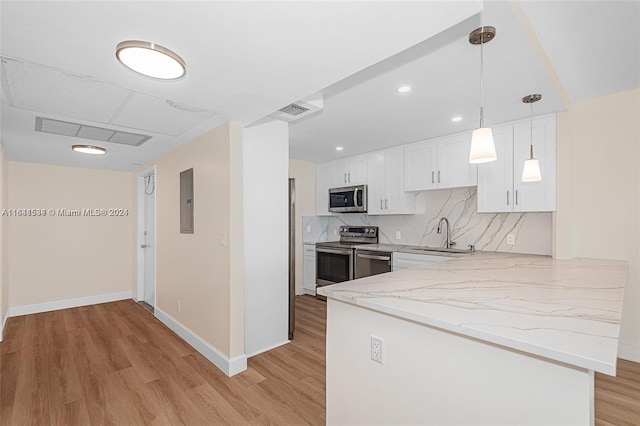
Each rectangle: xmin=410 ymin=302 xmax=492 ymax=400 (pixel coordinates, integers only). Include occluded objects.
xmin=143 ymin=173 xmax=156 ymax=306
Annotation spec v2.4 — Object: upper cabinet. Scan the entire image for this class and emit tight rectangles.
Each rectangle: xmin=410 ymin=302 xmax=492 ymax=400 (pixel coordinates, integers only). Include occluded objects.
xmin=333 ymin=155 xmax=367 ymax=186
xmin=404 ymin=132 xmax=477 ymax=191
xmin=367 ymin=147 xmax=415 ymax=215
xmin=477 ymin=114 xmax=556 ymax=212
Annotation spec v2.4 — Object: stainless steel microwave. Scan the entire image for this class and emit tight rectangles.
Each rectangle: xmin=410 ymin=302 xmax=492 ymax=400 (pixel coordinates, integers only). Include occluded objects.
xmin=329 ymin=185 xmax=367 ymax=213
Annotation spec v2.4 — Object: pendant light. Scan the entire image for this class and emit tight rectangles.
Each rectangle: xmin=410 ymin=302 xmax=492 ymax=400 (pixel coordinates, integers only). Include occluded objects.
xmin=468 ymin=26 xmax=497 ymax=164
xmin=521 ymin=94 xmax=542 ymax=182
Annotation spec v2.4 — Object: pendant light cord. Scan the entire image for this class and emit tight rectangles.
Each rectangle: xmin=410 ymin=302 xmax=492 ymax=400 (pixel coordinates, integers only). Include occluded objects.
xmin=479 ymin=33 xmax=485 ymax=128
xmin=530 ymin=99 xmax=534 ymax=159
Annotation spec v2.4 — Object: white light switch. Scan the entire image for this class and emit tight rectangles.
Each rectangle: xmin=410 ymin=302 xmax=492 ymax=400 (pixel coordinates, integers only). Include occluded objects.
xmin=395 ymin=231 xmax=402 ymax=240
xmin=507 ymin=234 xmax=515 ymax=245
xmin=219 ymin=233 xmax=227 ymax=247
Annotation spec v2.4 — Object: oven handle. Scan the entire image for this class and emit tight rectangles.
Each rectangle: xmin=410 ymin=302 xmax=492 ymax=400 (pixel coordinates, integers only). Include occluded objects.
xmin=356 ymin=253 xmax=391 ymax=261
xmin=316 ymin=247 xmax=353 ymax=256
xmin=354 ymin=187 xmax=359 ymax=209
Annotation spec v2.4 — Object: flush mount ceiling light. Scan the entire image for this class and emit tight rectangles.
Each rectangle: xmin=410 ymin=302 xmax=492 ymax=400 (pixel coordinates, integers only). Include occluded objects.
xmin=451 ymin=116 xmax=463 ymax=122
xmin=397 ymin=86 xmax=412 ymax=93
xmin=335 ymin=146 xmax=344 ymax=151
xmin=521 ymin=94 xmax=543 ymax=182
xmin=468 ymin=26 xmax=497 ymax=164
xmin=72 ymin=145 xmax=107 ymax=155
xmin=116 ymin=40 xmax=186 ymax=80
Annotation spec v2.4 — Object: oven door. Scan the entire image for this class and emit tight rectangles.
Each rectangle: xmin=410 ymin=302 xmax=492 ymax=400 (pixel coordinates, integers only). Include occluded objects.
xmin=355 ymin=250 xmax=392 ymax=279
xmin=316 ymin=247 xmax=353 ymax=292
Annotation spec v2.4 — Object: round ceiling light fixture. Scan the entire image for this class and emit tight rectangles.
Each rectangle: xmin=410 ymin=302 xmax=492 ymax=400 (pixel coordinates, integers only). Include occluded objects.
xmin=72 ymin=145 xmax=107 ymax=155
xmin=116 ymin=40 xmax=186 ymax=80
xmin=397 ymin=86 xmax=412 ymax=93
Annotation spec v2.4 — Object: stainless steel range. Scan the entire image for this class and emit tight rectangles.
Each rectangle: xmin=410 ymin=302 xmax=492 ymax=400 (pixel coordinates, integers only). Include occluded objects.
xmin=315 ymin=226 xmax=378 ymax=299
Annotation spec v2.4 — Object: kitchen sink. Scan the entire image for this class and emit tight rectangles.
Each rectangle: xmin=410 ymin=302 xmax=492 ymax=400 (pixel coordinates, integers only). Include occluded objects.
xmin=402 ymin=246 xmax=474 ymax=255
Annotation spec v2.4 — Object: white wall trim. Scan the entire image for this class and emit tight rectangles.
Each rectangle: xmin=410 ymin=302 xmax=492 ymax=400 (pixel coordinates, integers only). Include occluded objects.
xmin=618 ymin=342 xmax=640 ymax=363
xmin=246 ymin=339 xmax=290 ymax=358
xmin=0 ymin=312 xmax=8 ymax=342
xmin=8 ymin=291 xmax=132 ymax=317
xmin=154 ymin=307 xmax=247 ymax=377
xmin=300 ymin=288 xmax=316 ymax=297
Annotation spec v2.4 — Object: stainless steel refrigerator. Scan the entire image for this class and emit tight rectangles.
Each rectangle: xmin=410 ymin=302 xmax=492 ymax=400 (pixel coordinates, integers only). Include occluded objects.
xmin=288 ymin=178 xmax=295 ymax=340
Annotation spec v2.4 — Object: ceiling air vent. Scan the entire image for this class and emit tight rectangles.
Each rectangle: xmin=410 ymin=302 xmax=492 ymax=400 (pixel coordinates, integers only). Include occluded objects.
xmin=35 ymin=117 xmax=151 ymax=146
xmin=279 ymin=103 xmax=309 ymax=116
xmin=269 ymin=93 xmax=324 ymax=123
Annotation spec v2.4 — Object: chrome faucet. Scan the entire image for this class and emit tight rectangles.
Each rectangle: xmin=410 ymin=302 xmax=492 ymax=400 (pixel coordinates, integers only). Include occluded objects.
xmin=436 ymin=217 xmax=455 ymax=249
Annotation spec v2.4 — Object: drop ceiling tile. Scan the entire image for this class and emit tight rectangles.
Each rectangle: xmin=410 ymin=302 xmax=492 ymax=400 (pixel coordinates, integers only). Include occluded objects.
xmin=109 ymin=131 xmax=150 ymax=146
xmin=112 ymin=93 xmax=217 ymax=137
xmin=76 ymin=125 xmax=115 ymax=141
xmin=1 ymin=56 xmax=132 ymax=123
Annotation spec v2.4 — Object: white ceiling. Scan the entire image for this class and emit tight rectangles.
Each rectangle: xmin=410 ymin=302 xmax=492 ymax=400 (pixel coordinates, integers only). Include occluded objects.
xmin=0 ymin=0 xmax=481 ymax=170
xmin=290 ymin=0 xmax=640 ymax=163
xmin=1 ymin=1 xmax=638 ymax=170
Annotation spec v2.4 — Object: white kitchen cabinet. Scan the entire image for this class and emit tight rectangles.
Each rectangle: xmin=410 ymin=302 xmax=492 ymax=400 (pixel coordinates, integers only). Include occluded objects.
xmin=392 ymin=252 xmax=451 ymax=271
xmin=333 ymin=155 xmax=367 ymax=186
xmin=303 ymin=243 xmax=316 ymax=296
xmin=316 ymin=162 xmax=333 ymax=216
xmin=477 ymin=114 xmax=556 ymax=213
xmin=367 ymin=147 xmax=415 ymax=215
xmin=404 ymin=132 xmax=477 ymax=191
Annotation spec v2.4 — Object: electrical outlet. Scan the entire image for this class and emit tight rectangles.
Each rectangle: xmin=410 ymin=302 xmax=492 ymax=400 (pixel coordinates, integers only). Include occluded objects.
xmin=395 ymin=231 xmax=402 ymax=240
xmin=370 ymin=335 xmax=384 ymax=364
xmin=306 ymin=225 xmax=311 ymax=233
xmin=219 ymin=233 xmax=227 ymax=247
xmin=507 ymin=234 xmax=515 ymax=245
xmin=177 ymin=300 xmax=181 ymax=313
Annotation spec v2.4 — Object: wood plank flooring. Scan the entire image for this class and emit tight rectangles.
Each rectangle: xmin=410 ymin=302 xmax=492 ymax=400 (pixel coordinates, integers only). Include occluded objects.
xmin=1 ymin=296 xmax=326 ymax=425
xmin=1 ymin=295 xmax=639 ymax=425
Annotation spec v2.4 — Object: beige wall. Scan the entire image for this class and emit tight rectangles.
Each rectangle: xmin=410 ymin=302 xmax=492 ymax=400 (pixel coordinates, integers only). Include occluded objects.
xmin=289 ymin=159 xmax=316 ymax=294
xmin=7 ymin=162 xmax=134 ymax=307
xmin=554 ymin=88 xmax=640 ymax=361
xmin=144 ymin=122 xmax=244 ymax=360
xmin=0 ymin=149 xmax=8 ymax=338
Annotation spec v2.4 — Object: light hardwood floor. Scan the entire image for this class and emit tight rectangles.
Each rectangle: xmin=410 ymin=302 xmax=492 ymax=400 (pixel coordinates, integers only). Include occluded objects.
xmin=1 ymin=295 xmax=638 ymax=425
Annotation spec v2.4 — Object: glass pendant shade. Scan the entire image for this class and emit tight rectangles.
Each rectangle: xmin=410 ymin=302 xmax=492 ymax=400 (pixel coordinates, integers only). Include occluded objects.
xmin=522 ymin=158 xmax=542 ymax=182
xmin=469 ymin=127 xmax=497 ymax=163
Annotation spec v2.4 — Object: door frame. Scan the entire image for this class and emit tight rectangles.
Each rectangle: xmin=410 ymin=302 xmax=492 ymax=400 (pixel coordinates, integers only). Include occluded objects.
xmin=136 ymin=166 xmax=157 ymax=306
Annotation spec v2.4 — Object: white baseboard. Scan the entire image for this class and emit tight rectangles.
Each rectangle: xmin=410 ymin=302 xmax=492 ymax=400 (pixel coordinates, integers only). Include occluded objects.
xmin=8 ymin=291 xmax=132 ymax=317
xmin=618 ymin=342 xmax=640 ymax=363
xmin=300 ymin=288 xmax=316 ymax=296
xmin=0 ymin=312 xmax=8 ymax=342
xmin=154 ymin=307 xmax=247 ymax=377
xmin=246 ymin=339 xmax=290 ymax=358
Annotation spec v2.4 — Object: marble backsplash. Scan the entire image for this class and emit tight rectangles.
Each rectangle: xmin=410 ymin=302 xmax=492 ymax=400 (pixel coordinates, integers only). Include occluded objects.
xmin=305 ymin=187 xmax=552 ymax=255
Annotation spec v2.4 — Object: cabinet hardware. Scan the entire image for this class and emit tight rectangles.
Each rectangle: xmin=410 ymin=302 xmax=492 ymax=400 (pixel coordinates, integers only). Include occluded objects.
xmin=348 ymin=172 xmax=351 ymax=182
xmin=438 ymin=170 xmax=441 ymax=183
xmin=515 ymin=190 xmax=519 ymax=205
xmin=385 ymin=199 xmax=388 ymax=209
xmin=432 ymin=171 xmax=435 ymax=184
xmin=506 ymin=190 xmax=510 ymax=205
xmin=380 ymin=199 xmax=383 ymax=209
xmin=344 ymin=173 xmax=347 ymax=183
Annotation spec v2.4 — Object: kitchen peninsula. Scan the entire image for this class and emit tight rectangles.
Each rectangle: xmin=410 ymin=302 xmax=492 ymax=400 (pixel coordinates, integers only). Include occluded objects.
xmin=318 ymin=252 xmax=627 ymax=425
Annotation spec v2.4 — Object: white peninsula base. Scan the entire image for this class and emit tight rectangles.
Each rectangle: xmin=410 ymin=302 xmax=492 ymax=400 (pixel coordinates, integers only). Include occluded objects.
xmin=326 ymin=299 xmax=594 ymax=426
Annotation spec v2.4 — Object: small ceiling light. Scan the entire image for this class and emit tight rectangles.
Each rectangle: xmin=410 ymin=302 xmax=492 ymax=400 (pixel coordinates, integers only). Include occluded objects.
xmin=451 ymin=116 xmax=463 ymax=122
xmin=397 ymin=86 xmax=412 ymax=93
xmin=116 ymin=40 xmax=186 ymax=80
xmin=335 ymin=146 xmax=344 ymax=151
xmin=521 ymin=94 xmax=543 ymax=182
xmin=72 ymin=145 xmax=107 ymax=155
xmin=468 ymin=26 xmax=497 ymax=164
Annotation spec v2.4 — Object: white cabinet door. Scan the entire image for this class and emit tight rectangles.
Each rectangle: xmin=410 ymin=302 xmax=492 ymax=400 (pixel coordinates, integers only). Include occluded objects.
xmin=303 ymin=244 xmax=316 ymax=294
xmin=316 ymin=162 xmax=333 ymax=216
xmin=384 ymin=147 xmax=406 ymax=214
xmin=477 ymin=114 xmax=556 ymax=213
xmin=333 ymin=155 xmax=368 ymax=186
xmin=477 ymin=124 xmax=514 ymax=213
xmin=404 ymin=140 xmax=437 ymax=191
xmin=367 ymin=151 xmax=386 ymax=215
xmin=513 ymin=115 xmax=556 ymax=212
xmin=437 ymin=132 xmax=477 ymax=189
xmin=368 ymin=148 xmax=414 ymax=215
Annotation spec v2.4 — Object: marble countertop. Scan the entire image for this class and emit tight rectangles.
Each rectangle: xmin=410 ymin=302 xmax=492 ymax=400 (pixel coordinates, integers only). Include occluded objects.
xmin=317 ymin=252 xmax=627 ymax=375
xmin=354 ymin=243 xmax=471 ymax=257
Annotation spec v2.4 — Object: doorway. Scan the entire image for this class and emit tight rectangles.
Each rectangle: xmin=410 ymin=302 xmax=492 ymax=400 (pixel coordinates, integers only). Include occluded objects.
xmin=137 ymin=167 xmax=156 ymax=312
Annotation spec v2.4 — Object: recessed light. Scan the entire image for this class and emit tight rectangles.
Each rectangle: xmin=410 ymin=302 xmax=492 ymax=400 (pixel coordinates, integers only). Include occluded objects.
xmin=451 ymin=116 xmax=463 ymax=122
xmin=335 ymin=146 xmax=344 ymax=151
xmin=397 ymin=86 xmax=412 ymax=93
xmin=72 ymin=145 xmax=107 ymax=155
xmin=116 ymin=40 xmax=186 ymax=80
